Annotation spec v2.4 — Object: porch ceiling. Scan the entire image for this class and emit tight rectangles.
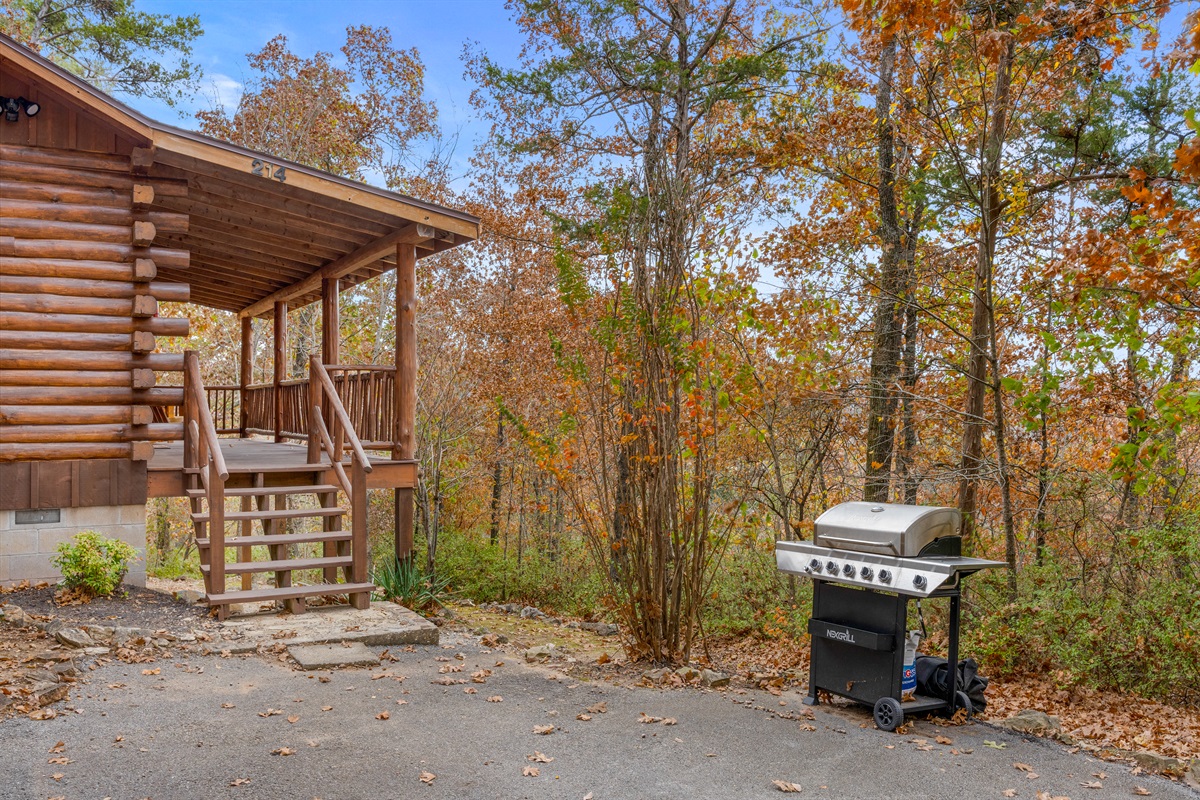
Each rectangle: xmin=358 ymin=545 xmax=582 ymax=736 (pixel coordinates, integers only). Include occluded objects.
xmin=146 ymin=147 xmax=477 ymax=316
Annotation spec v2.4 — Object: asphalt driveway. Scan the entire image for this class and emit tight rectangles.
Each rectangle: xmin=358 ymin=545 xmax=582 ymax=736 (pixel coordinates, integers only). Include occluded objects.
xmin=1 ymin=631 xmax=1193 ymax=800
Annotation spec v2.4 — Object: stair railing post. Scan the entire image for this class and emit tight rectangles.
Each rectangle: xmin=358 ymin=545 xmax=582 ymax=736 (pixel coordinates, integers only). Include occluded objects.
xmin=208 ymin=462 xmax=226 ymax=620
xmin=351 ymin=456 xmax=369 ymax=610
xmin=307 ymin=355 xmax=323 ymax=465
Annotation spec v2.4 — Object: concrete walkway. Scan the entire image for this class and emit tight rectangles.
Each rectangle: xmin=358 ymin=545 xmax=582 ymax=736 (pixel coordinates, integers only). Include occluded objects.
xmin=1 ymin=629 xmax=1193 ymax=800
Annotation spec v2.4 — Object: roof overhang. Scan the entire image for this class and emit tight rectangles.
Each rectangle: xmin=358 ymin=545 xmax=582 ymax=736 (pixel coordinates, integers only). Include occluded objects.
xmin=0 ymin=33 xmax=480 ymax=317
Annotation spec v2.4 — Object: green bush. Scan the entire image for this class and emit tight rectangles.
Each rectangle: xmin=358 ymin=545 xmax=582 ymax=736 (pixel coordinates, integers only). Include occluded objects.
xmin=433 ymin=527 xmax=604 ymax=618
xmin=51 ymin=530 xmax=138 ymax=597
xmin=965 ymin=515 xmax=1200 ymax=706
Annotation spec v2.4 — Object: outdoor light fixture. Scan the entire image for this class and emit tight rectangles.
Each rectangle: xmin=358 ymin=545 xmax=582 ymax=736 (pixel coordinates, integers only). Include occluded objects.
xmin=0 ymin=96 xmax=40 ymax=122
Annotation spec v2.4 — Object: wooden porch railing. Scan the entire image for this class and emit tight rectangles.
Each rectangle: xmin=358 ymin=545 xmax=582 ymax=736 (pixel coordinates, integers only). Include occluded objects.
xmin=182 ymin=351 xmax=229 ymax=598
xmin=242 ymin=364 xmax=396 ymax=450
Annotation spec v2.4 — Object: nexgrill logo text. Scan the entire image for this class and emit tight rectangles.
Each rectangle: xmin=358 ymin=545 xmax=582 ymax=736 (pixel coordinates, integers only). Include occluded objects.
xmin=826 ymin=628 xmax=856 ymax=644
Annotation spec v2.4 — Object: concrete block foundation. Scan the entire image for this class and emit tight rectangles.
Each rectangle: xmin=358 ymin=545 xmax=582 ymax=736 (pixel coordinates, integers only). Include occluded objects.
xmin=0 ymin=504 xmax=147 ymax=588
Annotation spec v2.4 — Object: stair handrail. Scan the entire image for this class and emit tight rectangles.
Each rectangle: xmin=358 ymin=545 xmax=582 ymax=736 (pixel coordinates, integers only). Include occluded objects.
xmin=184 ymin=351 xmax=229 ymax=481
xmin=310 ymin=406 xmax=354 ymax=497
xmin=309 ymin=356 xmax=373 ymax=474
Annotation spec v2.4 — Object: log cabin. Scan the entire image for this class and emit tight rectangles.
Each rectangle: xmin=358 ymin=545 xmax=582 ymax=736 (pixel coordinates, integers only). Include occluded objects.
xmin=0 ymin=34 xmax=480 ymax=618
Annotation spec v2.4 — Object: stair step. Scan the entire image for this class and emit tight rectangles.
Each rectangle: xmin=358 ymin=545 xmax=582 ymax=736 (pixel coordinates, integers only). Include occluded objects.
xmin=201 ymin=556 xmax=352 ymax=576
xmin=192 ymin=507 xmax=346 ymax=523
xmin=186 ymin=484 xmax=341 ymax=499
xmin=205 ymin=582 xmax=375 ymax=606
xmin=197 ymin=530 xmax=352 ymax=549
xmin=188 ymin=464 xmax=332 ymax=475
xmin=227 ymin=463 xmax=331 ymax=474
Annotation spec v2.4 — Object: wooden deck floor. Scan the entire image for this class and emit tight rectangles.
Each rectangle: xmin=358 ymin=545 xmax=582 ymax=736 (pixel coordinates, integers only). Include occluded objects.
xmin=147 ymin=438 xmax=417 ymax=497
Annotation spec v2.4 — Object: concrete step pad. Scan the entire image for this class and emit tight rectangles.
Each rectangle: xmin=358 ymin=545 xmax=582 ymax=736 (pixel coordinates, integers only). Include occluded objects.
xmin=289 ymin=641 xmax=380 ymax=670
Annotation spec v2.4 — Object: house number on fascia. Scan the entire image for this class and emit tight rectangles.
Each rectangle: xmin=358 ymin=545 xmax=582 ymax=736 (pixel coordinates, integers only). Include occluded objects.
xmin=250 ymin=159 xmax=287 ymax=182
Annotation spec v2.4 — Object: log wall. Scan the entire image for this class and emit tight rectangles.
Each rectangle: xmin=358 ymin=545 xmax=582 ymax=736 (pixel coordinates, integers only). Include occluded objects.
xmin=0 ymin=143 xmax=191 ymax=462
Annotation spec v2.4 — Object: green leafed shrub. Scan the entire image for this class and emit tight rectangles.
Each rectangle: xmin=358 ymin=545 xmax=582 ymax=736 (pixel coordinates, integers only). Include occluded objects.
xmin=966 ymin=514 xmax=1200 ymax=706
xmin=51 ymin=530 xmax=138 ymax=597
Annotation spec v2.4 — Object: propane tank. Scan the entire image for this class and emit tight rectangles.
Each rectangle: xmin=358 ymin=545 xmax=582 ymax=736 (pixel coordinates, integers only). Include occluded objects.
xmin=901 ymin=630 xmax=922 ymax=702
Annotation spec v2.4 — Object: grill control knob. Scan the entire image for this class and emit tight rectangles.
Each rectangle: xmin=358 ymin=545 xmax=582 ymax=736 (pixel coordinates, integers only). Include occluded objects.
xmin=860 ymin=567 xmax=874 ymax=581
xmin=826 ymin=561 xmax=838 ymax=575
xmin=809 ymin=559 xmax=822 ymax=574
xmin=877 ymin=569 xmax=892 ymax=584
xmin=842 ymin=563 xmax=856 ymax=578
xmin=912 ymin=574 xmax=928 ymax=590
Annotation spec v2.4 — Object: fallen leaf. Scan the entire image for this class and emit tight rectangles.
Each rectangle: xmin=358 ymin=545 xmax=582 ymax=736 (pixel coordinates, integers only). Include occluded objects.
xmin=576 ymin=713 xmax=592 ymax=721
xmin=270 ymin=747 xmax=294 ymax=756
xmin=1002 ymin=791 xmax=1017 ymax=798
xmin=376 ymin=712 xmax=390 ymax=720
xmin=772 ymin=780 xmax=802 ymax=792
xmin=1014 ymin=763 xmax=1035 ymax=772
xmin=527 ymin=751 xmax=554 ymax=763
xmin=587 ymin=702 xmax=607 ymax=714
xmin=321 ymin=706 xmax=333 ymax=712
xmin=464 ymin=687 xmax=477 ymax=694
xmin=29 ymin=708 xmax=57 ymax=720
xmin=523 ymin=766 xmax=540 ymax=777
xmin=220 ymin=703 xmax=235 ymax=709
xmin=47 ymin=757 xmax=70 ymax=765
xmin=51 ymin=773 xmax=64 ymax=781
xmin=114 ymin=736 xmax=124 ymax=743
xmin=1081 ymin=781 xmax=1103 ymax=789
xmin=985 ymin=740 xmax=1007 ymax=749
xmin=1092 ymin=773 xmax=1107 ymax=780
xmin=48 ymin=742 xmax=66 ymax=754
xmin=639 ymin=713 xmax=663 ymax=724
xmin=596 ymin=652 xmax=611 ymax=664
xmin=229 ymin=777 xmax=251 ymax=787
xmin=936 ymin=735 xmax=953 ymax=745
xmin=533 ymin=724 xmax=555 ymax=735
xmin=141 ymin=668 xmax=160 ymax=675
xmin=1133 ymin=787 xmax=1151 ymax=796
xmin=487 ymin=696 xmax=503 ymax=703
xmin=258 ymin=709 xmax=283 ymax=718
xmin=662 ymin=717 xmax=678 ymax=726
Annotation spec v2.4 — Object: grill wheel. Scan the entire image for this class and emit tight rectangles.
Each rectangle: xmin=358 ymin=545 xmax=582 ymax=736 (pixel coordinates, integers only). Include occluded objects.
xmin=873 ymin=696 xmax=904 ymax=732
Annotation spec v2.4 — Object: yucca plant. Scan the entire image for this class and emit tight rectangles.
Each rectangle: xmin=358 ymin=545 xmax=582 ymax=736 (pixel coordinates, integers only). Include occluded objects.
xmin=372 ymin=558 xmax=451 ymax=612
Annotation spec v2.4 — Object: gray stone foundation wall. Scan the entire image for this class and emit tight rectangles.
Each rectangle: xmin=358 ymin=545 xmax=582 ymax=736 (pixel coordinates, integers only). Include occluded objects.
xmin=0 ymin=504 xmax=147 ymax=588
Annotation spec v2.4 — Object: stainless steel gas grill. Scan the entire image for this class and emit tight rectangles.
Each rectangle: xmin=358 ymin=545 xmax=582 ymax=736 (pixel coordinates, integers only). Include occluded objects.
xmin=776 ymin=502 xmax=1003 ymax=731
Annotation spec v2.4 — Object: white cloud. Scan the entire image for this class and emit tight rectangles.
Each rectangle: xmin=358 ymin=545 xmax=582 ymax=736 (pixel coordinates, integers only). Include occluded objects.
xmin=201 ymin=73 xmax=244 ymax=112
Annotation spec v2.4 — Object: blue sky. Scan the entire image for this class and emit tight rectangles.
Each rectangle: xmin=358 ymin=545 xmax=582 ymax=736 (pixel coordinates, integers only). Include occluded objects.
xmin=136 ymin=0 xmax=526 ymax=154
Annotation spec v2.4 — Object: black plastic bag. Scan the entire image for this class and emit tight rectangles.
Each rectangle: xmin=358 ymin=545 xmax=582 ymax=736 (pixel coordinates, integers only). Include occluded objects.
xmin=914 ymin=655 xmax=988 ymax=711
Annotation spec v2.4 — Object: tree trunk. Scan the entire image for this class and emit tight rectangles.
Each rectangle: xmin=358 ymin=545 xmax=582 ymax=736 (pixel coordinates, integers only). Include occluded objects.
xmin=864 ymin=33 xmax=905 ymax=504
xmin=489 ymin=414 xmax=505 ymax=546
xmin=958 ymin=27 xmax=1015 ymax=548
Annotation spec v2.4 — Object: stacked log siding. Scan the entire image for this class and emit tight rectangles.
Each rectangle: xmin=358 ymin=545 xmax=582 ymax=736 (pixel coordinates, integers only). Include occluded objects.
xmin=0 ymin=144 xmax=190 ymax=461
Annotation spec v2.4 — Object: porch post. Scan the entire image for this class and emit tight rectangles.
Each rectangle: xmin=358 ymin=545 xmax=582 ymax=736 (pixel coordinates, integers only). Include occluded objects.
xmin=393 ymin=242 xmax=417 ymax=562
xmin=239 ymin=316 xmax=252 ymax=437
xmin=273 ymin=300 xmax=287 ymax=443
xmin=321 ymin=277 xmax=339 ymax=365
xmin=321 ymin=277 xmax=339 ymax=443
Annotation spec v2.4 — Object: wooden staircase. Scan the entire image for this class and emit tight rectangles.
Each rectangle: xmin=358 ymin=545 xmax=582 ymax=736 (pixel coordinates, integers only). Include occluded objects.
xmin=183 ymin=352 xmax=374 ymax=619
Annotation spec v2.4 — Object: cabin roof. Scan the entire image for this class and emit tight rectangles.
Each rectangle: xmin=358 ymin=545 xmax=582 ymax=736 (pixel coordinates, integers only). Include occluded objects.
xmin=0 ymin=33 xmax=479 ymax=317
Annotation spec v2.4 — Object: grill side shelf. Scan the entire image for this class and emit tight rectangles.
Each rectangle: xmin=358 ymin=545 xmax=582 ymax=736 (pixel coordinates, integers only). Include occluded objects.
xmin=807 ymin=619 xmax=895 ymax=652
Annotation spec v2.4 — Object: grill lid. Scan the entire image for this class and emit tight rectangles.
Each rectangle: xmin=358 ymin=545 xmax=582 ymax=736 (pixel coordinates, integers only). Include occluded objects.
xmin=813 ymin=502 xmax=961 ymax=557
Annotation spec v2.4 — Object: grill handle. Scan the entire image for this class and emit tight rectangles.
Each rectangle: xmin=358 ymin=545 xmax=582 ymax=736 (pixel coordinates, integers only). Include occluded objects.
xmin=816 ymin=534 xmax=899 ymax=554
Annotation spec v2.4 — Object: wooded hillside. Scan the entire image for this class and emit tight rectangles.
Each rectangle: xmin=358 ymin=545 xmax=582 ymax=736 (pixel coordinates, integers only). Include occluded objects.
xmin=63 ymin=0 xmax=1196 ymax=699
